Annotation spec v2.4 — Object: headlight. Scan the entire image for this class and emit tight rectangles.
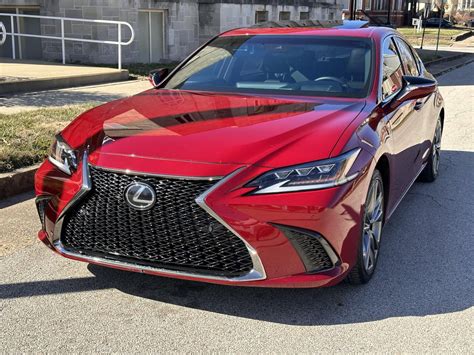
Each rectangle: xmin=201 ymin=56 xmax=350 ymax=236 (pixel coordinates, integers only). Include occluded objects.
xmin=48 ymin=134 xmax=77 ymax=175
xmin=246 ymin=148 xmax=361 ymax=194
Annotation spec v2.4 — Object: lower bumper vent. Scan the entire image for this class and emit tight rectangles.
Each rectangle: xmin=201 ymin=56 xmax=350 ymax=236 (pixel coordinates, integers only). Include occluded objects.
xmin=276 ymin=225 xmax=336 ymax=273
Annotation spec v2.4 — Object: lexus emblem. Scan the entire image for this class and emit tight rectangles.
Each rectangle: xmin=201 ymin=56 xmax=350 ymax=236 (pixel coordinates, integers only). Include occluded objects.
xmin=124 ymin=182 xmax=156 ymax=211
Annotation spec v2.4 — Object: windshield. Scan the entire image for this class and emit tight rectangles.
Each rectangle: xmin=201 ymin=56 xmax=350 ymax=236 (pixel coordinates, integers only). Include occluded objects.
xmin=163 ymin=35 xmax=373 ymax=98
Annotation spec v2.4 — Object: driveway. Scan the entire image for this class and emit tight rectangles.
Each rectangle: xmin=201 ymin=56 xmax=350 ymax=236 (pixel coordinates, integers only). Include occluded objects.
xmin=0 ymin=63 xmax=473 ymax=353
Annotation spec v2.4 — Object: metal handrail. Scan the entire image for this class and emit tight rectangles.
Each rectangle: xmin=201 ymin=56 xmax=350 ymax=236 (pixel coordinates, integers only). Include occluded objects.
xmin=0 ymin=13 xmax=135 ymax=69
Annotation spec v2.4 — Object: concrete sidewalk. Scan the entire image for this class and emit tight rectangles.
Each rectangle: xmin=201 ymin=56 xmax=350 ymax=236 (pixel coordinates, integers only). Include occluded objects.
xmin=0 ymin=59 xmax=129 ymax=95
xmin=0 ymin=79 xmax=151 ymax=114
xmin=415 ymin=39 xmax=474 ymax=53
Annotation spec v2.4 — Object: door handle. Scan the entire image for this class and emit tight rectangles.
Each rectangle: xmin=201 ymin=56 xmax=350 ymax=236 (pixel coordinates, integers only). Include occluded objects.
xmin=414 ymin=100 xmax=424 ymax=111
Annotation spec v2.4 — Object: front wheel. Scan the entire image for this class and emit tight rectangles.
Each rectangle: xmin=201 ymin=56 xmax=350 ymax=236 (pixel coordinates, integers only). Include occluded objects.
xmin=347 ymin=169 xmax=384 ymax=285
xmin=419 ymin=117 xmax=442 ymax=182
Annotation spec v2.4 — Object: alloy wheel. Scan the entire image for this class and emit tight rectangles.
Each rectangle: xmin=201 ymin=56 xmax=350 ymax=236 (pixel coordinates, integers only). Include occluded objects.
xmin=432 ymin=120 xmax=442 ymax=176
xmin=362 ymin=177 xmax=384 ymax=273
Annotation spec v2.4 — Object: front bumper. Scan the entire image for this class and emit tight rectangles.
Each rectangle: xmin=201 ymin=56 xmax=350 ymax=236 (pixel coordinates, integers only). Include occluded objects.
xmin=35 ymin=152 xmax=372 ymax=288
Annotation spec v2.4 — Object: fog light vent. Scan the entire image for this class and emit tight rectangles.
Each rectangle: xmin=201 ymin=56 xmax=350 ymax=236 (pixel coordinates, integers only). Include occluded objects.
xmin=273 ymin=224 xmax=339 ymax=273
xmin=35 ymin=196 xmax=51 ymax=230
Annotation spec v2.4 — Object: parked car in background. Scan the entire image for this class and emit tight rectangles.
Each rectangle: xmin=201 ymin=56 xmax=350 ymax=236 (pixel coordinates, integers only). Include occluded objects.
xmin=35 ymin=21 xmax=444 ymax=288
xmin=423 ymin=18 xmax=453 ymax=27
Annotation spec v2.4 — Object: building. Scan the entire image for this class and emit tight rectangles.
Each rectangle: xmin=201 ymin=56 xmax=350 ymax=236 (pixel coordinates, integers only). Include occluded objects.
xmin=342 ymin=0 xmax=406 ymax=26
xmin=0 ymin=0 xmax=343 ymax=65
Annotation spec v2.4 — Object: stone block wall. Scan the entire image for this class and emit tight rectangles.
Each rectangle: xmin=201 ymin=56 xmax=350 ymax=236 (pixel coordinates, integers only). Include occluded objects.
xmin=1 ymin=0 xmax=343 ymax=64
xmin=198 ymin=0 xmax=342 ymax=45
xmin=36 ymin=0 xmax=200 ymax=64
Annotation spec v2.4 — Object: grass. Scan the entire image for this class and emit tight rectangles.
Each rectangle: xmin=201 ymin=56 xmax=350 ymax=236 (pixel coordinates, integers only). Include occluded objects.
xmin=0 ymin=103 xmax=97 ymax=173
xmin=397 ymin=27 xmax=471 ymax=47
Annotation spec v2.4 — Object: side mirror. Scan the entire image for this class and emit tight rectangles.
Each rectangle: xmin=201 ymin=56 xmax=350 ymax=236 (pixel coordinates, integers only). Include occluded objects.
xmin=148 ymin=68 xmax=169 ymax=87
xmin=389 ymin=75 xmax=437 ymax=110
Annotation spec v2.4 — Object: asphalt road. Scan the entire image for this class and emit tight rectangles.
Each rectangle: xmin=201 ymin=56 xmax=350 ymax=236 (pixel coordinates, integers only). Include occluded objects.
xmin=1 ymin=63 xmax=473 ymax=353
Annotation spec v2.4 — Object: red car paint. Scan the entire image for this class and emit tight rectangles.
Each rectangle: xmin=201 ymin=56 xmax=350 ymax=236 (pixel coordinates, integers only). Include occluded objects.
xmin=35 ymin=24 xmax=444 ymax=288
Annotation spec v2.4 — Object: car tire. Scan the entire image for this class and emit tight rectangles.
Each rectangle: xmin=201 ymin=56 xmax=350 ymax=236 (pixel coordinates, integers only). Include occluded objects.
xmin=419 ymin=117 xmax=442 ymax=183
xmin=347 ymin=169 xmax=384 ymax=285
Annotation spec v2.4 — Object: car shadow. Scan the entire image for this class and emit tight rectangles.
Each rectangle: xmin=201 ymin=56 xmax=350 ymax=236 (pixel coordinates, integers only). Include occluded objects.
xmin=82 ymin=149 xmax=473 ymax=326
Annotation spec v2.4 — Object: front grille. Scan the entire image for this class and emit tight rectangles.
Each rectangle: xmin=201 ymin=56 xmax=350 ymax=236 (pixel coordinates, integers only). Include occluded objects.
xmin=61 ymin=166 xmax=253 ymax=277
xmin=277 ymin=226 xmax=334 ymax=272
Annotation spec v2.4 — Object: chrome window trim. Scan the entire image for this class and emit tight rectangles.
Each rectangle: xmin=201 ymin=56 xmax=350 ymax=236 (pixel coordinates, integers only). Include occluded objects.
xmin=393 ymin=36 xmax=420 ymax=77
xmin=52 ymin=152 xmax=266 ymax=282
xmin=378 ymin=35 xmax=404 ymax=105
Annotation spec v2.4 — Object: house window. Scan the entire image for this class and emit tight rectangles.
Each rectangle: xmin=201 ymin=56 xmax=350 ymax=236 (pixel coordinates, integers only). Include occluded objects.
xmin=279 ymin=11 xmax=291 ymax=21
xmin=329 ymin=12 xmax=335 ymax=20
xmin=374 ymin=0 xmax=386 ymax=10
xmin=300 ymin=12 xmax=310 ymax=20
xmin=255 ymin=11 xmax=268 ymax=23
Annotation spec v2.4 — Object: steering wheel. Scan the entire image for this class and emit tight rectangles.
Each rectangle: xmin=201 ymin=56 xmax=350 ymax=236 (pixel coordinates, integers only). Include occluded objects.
xmin=313 ymin=76 xmax=346 ymax=85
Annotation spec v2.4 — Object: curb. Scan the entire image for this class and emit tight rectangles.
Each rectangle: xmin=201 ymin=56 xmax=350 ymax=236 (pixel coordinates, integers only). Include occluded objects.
xmin=453 ymin=30 xmax=473 ymax=42
xmin=424 ymin=53 xmax=468 ymax=66
xmin=0 ymin=70 xmax=129 ymax=95
xmin=431 ymin=57 xmax=474 ymax=77
xmin=0 ymin=165 xmax=39 ymax=201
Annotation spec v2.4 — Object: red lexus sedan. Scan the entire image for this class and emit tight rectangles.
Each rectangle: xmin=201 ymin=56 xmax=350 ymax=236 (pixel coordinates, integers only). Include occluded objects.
xmin=35 ymin=21 xmax=444 ymax=288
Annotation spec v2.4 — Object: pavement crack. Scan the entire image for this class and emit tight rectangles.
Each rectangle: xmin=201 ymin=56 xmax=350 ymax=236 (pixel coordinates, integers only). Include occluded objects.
xmin=407 ymin=192 xmax=448 ymax=207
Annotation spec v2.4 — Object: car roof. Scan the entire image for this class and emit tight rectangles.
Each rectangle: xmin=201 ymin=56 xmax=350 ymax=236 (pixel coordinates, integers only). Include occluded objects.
xmin=221 ymin=20 xmax=395 ymax=39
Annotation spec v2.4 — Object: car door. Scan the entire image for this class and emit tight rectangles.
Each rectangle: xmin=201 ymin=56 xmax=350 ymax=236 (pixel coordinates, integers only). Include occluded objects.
xmin=394 ymin=37 xmax=432 ymax=173
xmin=380 ymin=36 xmax=422 ymax=204
xmin=404 ymin=39 xmax=439 ymax=168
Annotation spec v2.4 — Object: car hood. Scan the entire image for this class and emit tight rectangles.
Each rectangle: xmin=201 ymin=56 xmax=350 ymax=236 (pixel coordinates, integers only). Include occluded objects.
xmin=63 ymin=89 xmax=366 ymax=174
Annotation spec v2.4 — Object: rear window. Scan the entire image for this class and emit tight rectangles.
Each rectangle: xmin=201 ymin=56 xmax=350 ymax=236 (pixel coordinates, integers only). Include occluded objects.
xmin=164 ymin=35 xmax=374 ymax=98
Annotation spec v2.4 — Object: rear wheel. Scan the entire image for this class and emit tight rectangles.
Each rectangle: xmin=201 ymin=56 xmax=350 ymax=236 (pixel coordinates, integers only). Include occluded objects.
xmin=347 ymin=169 xmax=384 ymax=285
xmin=419 ymin=117 xmax=442 ymax=182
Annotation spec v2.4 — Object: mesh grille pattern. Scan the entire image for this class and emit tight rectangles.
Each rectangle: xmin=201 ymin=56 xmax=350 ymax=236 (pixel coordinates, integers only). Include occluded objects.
xmin=281 ymin=227 xmax=333 ymax=272
xmin=61 ymin=166 xmax=253 ymax=277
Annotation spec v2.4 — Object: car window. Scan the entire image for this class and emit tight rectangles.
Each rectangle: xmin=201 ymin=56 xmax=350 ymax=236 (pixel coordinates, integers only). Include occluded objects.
xmin=394 ymin=38 xmax=419 ymax=76
xmin=163 ymin=35 xmax=374 ymax=99
xmin=381 ymin=37 xmax=404 ymax=100
xmin=410 ymin=45 xmax=423 ymax=73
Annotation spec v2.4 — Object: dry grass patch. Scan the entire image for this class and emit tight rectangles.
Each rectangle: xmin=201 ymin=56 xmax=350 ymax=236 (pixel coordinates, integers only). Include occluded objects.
xmin=0 ymin=103 xmax=97 ymax=173
xmin=397 ymin=27 xmax=471 ymax=47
